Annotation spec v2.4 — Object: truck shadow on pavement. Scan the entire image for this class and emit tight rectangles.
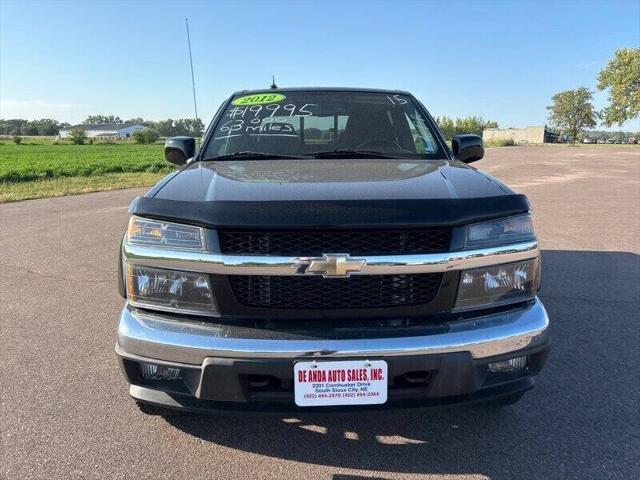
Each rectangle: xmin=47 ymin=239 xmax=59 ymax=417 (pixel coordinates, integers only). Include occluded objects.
xmin=164 ymin=250 xmax=639 ymax=479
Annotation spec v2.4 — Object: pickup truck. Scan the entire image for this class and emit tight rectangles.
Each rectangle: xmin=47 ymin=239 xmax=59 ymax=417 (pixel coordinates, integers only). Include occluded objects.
xmin=116 ymin=87 xmax=549 ymax=414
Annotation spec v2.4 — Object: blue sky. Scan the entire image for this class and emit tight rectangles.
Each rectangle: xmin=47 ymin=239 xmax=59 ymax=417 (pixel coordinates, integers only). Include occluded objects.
xmin=1 ymin=0 xmax=639 ymax=130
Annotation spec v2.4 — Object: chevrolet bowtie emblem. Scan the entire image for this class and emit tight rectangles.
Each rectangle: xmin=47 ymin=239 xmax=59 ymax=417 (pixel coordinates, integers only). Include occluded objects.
xmin=293 ymin=254 xmax=366 ymax=278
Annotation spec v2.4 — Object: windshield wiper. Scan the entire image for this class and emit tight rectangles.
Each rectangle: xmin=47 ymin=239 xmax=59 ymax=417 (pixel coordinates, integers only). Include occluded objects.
xmin=203 ymin=151 xmax=307 ymax=161
xmin=203 ymin=150 xmax=402 ymax=161
xmin=309 ymin=149 xmax=400 ymax=159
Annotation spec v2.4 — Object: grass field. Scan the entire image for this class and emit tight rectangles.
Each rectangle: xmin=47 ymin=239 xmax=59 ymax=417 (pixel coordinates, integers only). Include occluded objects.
xmin=0 ymin=141 xmax=173 ymax=202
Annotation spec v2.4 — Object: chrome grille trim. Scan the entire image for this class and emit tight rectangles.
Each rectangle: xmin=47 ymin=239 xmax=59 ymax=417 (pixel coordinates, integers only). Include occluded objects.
xmin=122 ymin=240 xmax=540 ymax=276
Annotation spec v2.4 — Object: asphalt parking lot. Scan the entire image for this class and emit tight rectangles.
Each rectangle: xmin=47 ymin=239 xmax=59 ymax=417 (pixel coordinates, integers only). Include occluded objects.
xmin=1 ymin=145 xmax=639 ymax=480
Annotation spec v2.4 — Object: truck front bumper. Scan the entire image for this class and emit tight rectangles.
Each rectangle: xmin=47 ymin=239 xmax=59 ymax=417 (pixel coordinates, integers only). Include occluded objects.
xmin=116 ymin=299 xmax=550 ymax=414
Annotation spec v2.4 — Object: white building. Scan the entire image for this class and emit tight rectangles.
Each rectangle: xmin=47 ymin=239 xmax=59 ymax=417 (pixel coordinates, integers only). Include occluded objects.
xmin=58 ymin=123 xmax=144 ymax=139
xmin=482 ymin=125 xmax=559 ymax=144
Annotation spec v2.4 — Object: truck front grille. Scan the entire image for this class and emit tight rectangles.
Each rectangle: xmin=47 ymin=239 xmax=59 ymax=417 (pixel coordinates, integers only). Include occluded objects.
xmin=218 ymin=229 xmax=451 ymax=256
xmin=229 ymin=273 xmax=443 ymax=309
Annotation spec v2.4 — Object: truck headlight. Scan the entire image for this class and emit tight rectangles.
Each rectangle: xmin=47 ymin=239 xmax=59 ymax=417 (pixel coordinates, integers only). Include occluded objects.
xmin=466 ymin=214 xmax=535 ymax=248
xmin=127 ymin=216 xmax=205 ymax=250
xmin=126 ymin=265 xmax=217 ymax=316
xmin=454 ymin=258 xmax=540 ymax=311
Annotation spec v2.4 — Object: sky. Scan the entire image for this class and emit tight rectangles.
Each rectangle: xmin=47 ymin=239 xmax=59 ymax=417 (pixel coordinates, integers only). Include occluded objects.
xmin=1 ymin=0 xmax=639 ymax=130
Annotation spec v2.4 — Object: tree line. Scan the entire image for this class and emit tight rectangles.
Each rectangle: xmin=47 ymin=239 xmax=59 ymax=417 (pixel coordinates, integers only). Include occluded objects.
xmin=4 ymin=113 xmax=494 ymax=143
xmin=0 ymin=115 xmax=205 ymax=138
xmin=0 ymin=118 xmax=70 ymax=136
xmin=433 ymin=116 xmax=499 ymax=140
xmin=547 ymin=48 xmax=639 ymax=143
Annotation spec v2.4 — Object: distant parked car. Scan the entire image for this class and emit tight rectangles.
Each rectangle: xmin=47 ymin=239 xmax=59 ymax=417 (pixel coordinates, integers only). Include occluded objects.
xmin=583 ymin=137 xmax=594 ymax=144
xmin=628 ymin=137 xmax=638 ymax=144
xmin=606 ymin=139 xmax=615 ymax=144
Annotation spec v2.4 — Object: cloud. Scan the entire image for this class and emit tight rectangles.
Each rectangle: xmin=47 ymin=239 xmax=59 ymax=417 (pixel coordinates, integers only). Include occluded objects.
xmin=0 ymin=99 xmax=90 ymax=120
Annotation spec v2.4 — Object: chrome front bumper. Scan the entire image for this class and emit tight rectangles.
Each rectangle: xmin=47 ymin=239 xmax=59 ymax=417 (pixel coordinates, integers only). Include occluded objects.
xmin=116 ymin=298 xmax=550 ymax=366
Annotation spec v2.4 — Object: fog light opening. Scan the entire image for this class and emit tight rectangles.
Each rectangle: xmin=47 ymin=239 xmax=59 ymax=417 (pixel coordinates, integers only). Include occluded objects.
xmin=140 ymin=363 xmax=182 ymax=380
xmin=488 ymin=355 xmax=527 ymax=373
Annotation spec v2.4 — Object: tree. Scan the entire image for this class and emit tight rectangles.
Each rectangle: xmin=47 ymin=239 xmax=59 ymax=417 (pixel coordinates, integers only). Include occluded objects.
xmin=188 ymin=118 xmax=205 ymax=137
xmin=132 ymin=127 xmax=160 ymax=144
xmin=597 ymin=48 xmax=640 ymax=127
xmin=152 ymin=119 xmax=174 ymax=137
xmin=436 ymin=116 xmax=456 ymax=140
xmin=547 ymin=88 xmax=598 ymax=143
xmin=173 ymin=118 xmax=205 ymax=137
xmin=436 ymin=116 xmax=498 ymax=140
xmin=69 ymin=128 xmax=87 ymax=145
xmin=31 ymin=118 xmax=61 ymax=135
xmin=125 ymin=117 xmax=146 ymax=125
xmin=455 ymin=117 xmax=484 ymax=136
xmin=0 ymin=119 xmax=29 ymax=135
xmin=83 ymin=114 xmax=122 ymax=125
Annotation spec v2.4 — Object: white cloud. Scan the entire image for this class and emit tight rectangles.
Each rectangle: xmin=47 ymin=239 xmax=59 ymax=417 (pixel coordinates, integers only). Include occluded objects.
xmin=0 ymin=99 xmax=90 ymax=121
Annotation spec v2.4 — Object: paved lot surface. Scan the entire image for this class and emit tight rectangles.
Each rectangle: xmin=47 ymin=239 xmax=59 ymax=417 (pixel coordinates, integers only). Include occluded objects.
xmin=1 ymin=145 xmax=639 ymax=480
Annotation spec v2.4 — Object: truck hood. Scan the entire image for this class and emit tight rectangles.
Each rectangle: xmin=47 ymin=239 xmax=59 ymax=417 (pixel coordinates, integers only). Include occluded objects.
xmin=152 ymin=159 xmax=511 ymax=202
xmin=132 ymin=158 xmax=528 ymax=228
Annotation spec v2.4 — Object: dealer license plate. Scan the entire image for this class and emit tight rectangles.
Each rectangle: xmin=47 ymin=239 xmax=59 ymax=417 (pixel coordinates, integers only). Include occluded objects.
xmin=294 ymin=360 xmax=388 ymax=407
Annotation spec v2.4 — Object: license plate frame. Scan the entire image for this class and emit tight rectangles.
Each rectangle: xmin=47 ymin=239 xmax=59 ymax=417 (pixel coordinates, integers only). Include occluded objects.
xmin=294 ymin=360 xmax=388 ymax=407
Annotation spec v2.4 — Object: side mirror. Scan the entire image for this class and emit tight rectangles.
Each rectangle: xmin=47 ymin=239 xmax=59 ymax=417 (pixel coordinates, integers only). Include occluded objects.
xmin=452 ymin=134 xmax=484 ymax=164
xmin=165 ymin=136 xmax=196 ymax=166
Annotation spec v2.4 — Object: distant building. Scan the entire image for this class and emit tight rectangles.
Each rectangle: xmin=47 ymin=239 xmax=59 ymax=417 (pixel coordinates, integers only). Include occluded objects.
xmin=483 ymin=125 xmax=559 ymax=144
xmin=58 ymin=123 xmax=144 ymax=140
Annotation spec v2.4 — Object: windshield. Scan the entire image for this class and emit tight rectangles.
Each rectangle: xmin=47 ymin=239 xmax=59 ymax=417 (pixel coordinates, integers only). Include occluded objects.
xmin=203 ymin=91 xmax=446 ymax=159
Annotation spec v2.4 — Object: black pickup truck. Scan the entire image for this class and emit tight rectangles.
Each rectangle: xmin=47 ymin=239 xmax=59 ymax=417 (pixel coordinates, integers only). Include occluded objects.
xmin=116 ymin=88 xmax=549 ymax=414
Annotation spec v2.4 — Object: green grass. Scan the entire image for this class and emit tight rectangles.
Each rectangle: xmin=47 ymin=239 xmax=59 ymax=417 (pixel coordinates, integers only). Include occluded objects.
xmin=0 ymin=141 xmax=174 ymax=202
xmin=484 ymin=138 xmax=516 ymax=147
xmin=0 ymin=172 xmax=169 ymax=202
xmin=0 ymin=142 xmax=171 ymax=182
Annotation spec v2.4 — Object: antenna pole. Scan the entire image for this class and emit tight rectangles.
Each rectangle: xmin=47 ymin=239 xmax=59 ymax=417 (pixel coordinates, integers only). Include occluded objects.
xmin=185 ymin=18 xmax=198 ymax=119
